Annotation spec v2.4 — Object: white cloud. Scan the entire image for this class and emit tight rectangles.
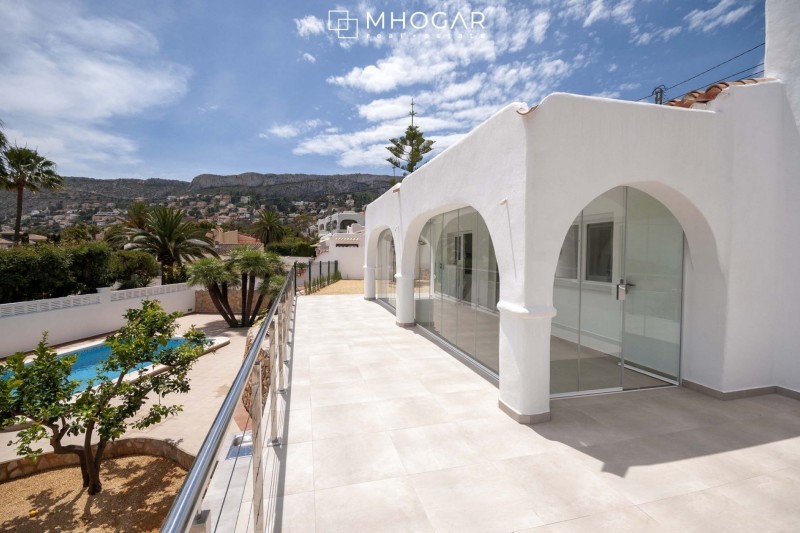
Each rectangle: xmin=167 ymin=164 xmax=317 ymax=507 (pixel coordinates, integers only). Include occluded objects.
xmin=302 ymin=52 xmax=317 ymax=63
xmin=608 ymin=63 xmax=618 ymax=72
xmin=294 ymin=15 xmax=325 ymax=37
xmin=532 ymin=11 xmax=552 ymax=44
xmin=267 ymin=124 xmax=301 ymax=138
xmin=592 ymin=90 xmax=621 ymax=99
xmin=0 ymin=1 xmax=190 ymax=175
xmin=262 ymin=119 xmax=330 ymax=139
xmin=584 ymin=0 xmax=610 ymax=27
xmin=634 ymin=25 xmax=682 ymax=45
xmin=684 ymin=0 xmax=754 ymax=33
xmin=197 ymin=104 xmax=219 ymax=113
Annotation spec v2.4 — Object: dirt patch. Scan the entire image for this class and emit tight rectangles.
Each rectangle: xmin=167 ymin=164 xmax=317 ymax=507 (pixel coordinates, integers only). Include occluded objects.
xmin=306 ymin=280 xmax=363 ymax=295
xmin=0 ymin=455 xmax=186 ymax=532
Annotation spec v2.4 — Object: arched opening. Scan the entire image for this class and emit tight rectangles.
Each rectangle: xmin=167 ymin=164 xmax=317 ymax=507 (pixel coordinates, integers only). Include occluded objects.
xmin=340 ymin=219 xmax=357 ymax=231
xmin=376 ymin=229 xmax=396 ymax=308
xmin=414 ymin=206 xmax=500 ymax=374
xmin=550 ymin=186 xmax=684 ymax=395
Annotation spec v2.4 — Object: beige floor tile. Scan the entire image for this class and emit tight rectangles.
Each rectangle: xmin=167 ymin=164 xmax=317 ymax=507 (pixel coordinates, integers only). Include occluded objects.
xmin=410 ymin=462 xmax=544 ymax=532
xmin=308 ymin=363 xmax=364 ymax=386
xmin=388 ymin=422 xmax=483 ymax=474
xmin=264 ymin=491 xmax=316 ymax=533
xmin=519 ymin=506 xmax=665 ymax=533
xmin=314 ymin=477 xmax=433 ymax=533
xmin=456 ymin=415 xmax=564 ymax=462
xmin=263 ymin=441 xmax=314 ymax=497
xmin=496 ymin=451 xmax=633 ymax=524
xmin=311 ymin=401 xmax=386 ymax=440
xmin=312 ymin=432 xmax=406 ymax=490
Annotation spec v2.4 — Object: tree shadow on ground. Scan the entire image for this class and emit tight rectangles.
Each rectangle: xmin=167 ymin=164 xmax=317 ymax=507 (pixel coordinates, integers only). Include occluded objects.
xmin=0 ymin=455 xmax=185 ymax=533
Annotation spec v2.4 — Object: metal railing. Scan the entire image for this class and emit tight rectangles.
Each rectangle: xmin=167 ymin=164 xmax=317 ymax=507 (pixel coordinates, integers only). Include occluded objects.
xmin=0 ymin=292 xmax=101 ymax=318
xmin=161 ymin=266 xmax=296 ymax=533
xmin=109 ymin=282 xmax=191 ymax=301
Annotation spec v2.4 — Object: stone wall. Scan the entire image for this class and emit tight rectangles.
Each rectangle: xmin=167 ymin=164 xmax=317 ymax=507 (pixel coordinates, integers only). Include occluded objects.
xmin=194 ymin=288 xmax=243 ymax=314
xmin=0 ymin=437 xmax=194 ymax=482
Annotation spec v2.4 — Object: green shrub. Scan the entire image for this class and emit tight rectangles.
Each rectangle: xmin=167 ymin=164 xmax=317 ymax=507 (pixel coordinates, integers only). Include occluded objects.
xmin=267 ymin=238 xmax=315 ymax=257
xmin=110 ymin=250 xmax=159 ymax=289
xmin=69 ymin=242 xmax=113 ymax=294
xmin=0 ymin=245 xmax=74 ymax=303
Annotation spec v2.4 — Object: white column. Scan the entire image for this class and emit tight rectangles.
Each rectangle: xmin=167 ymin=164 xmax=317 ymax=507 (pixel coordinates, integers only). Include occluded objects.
xmin=496 ymin=301 xmax=555 ymax=424
xmin=363 ymin=266 xmax=376 ymax=300
xmin=394 ymin=274 xmax=416 ymax=327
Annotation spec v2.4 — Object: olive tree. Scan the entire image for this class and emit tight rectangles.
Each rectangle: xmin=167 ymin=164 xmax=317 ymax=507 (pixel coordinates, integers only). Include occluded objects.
xmin=0 ymin=300 xmax=207 ymax=495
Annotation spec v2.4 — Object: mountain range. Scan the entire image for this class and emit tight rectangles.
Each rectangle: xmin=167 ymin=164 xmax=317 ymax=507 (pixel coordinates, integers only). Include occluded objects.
xmin=0 ymin=172 xmax=394 ymax=216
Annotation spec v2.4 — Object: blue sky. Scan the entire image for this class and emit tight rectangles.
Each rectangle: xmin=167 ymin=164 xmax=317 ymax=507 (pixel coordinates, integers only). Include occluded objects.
xmin=0 ymin=0 xmax=764 ymax=180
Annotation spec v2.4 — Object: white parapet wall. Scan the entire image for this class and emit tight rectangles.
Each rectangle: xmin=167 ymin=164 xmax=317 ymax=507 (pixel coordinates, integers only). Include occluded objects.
xmin=0 ymin=284 xmax=197 ymax=356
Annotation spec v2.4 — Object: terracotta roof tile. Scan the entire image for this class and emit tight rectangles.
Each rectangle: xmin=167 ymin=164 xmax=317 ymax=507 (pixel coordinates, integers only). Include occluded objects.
xmin=666 ymin=77 xmax=772 ymax=108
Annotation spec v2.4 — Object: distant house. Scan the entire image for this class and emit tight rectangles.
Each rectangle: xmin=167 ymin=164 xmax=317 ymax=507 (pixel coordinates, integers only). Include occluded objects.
xmin=209 ymin=228 xmax=263 ymax=254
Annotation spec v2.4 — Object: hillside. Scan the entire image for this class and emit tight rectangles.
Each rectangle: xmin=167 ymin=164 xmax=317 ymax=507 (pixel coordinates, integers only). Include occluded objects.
xmin=0 ymin=172 xmax=393 ymax=217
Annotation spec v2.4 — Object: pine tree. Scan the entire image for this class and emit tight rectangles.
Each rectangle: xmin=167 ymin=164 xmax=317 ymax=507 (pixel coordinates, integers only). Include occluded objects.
xmin=386 ymin=100 xmax=435 ymax=177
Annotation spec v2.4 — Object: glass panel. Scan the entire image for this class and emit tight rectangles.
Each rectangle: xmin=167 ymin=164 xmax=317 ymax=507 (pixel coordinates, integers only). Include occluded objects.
xmin=555 ymin=225 xmax=579 ymax=279
xmin=376 ymin=229 xmax=396 ymax=309
xmin=551 ymin=214 xmax=582 ymax=394
xmin=622 ymin=188 xmax=683 ymax=386
xmin=414 ymin=207 xmax=500 ymax=375
xmin=455 ymin=208 xmax=477 ymax=358
xmin=578 ymin=188 xmax=624 ymax=391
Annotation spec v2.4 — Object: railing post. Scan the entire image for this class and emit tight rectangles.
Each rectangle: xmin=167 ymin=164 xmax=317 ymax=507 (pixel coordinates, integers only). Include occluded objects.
xmin=293 ymin=261 xmax=297 ymax=295
xmin=335 ymin=260 xmax=338 ymax=274
xmin=308 ymin=262 xmax=312 ymax=289
xmin=267 ymin=321 xmax=281 ymax=447
xmin=250 ymin=361 xmax=265 ymax=533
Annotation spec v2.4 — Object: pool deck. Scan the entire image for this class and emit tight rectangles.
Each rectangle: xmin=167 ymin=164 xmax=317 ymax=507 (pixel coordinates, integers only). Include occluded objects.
xmin=0 ymin=313 xmax=247 ymax=462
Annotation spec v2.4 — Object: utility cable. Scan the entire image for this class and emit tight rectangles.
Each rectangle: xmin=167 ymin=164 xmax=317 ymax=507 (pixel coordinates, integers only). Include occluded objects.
xmin=635 ymin=42 xmax=765 ymax=102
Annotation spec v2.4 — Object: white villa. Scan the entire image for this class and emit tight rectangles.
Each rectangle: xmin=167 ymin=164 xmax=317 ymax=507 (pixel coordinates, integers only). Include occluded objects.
xmin=316 ymin=211 xmax=365 ymax=236
xmin=364 ymin=0 xmax=800 ymax=424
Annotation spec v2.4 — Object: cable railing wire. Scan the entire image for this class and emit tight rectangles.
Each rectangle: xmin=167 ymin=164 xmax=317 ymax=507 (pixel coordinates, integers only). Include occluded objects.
xmin=161 ymin=265 xmax=296 ymax=533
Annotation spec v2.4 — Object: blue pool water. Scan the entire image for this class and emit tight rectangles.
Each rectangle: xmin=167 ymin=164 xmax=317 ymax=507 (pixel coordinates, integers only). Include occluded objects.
xmin=59 ymin=338 xmax=187 ymax=392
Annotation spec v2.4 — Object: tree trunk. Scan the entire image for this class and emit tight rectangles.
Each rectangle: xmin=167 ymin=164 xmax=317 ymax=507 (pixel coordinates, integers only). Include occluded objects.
xmin=241 ymin=273 xmax=249 ymax=327
xmin=249 ymin=293 xmax=266 ymax=326
xmin=83 ymin=422 xmax=103 ymax=494
xmin=220 ymin=283 xmax=240 ymax=326
xmin=209 ymin=283 xmax=238 ymax=327
xmin=13 ymin=185 xmax=24 ymax=244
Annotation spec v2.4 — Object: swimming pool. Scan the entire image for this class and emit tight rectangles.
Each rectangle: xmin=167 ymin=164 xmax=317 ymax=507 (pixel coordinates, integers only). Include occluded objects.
xmin=62 ymin=338 xmax=188 ymax=392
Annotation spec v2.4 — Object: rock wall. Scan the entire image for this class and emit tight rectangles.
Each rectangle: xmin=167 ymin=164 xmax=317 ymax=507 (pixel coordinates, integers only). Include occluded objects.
xmin=194 ymin=288 xmax=243 ymax=314
xmin=0 ymin=437 xmax=194 ymax=482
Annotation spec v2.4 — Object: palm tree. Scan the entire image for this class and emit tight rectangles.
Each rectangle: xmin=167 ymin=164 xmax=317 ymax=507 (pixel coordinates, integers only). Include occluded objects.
xmin=230 ymin=247 xmax=284 ymax=326
xmin=187 ymin=249 xmax=285 ymax=327
xmin=128 ymin=206 xmax=217 ymax=284
xmin=2 ymin=146 xmax=63 ymax=244
xmin=253 ymin=209 xmax=286 ymax=246
xmin=186 ymin=257 xmax=240 ymax=327
xmin=0 ymin=122 xmax=8 ymax=177
xmin=125 ymin=201 xmax=149 ymax=230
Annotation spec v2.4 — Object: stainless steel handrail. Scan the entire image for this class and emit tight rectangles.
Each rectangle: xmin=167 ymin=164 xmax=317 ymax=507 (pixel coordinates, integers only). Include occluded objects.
xmin=161 ymin=266 xmax=295 ymax=532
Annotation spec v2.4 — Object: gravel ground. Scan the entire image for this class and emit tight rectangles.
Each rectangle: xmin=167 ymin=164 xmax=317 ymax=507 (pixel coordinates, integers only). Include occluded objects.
xmin=305 ymin=280 xmax=364 ymax=295
xmin=0 ymin=455 xmax=186 ymax=532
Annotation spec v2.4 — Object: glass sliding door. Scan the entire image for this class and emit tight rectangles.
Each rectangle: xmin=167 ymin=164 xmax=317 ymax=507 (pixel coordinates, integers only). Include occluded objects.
xmin=415 ymin=207 xmax=500 ymax=374
xmin=550 ymin=187 xmax=684 ymax=396
xmin=621 ymin=189 xmax=683 ymax=386
xmin=376 ymin=229 xmax=396 ymax=309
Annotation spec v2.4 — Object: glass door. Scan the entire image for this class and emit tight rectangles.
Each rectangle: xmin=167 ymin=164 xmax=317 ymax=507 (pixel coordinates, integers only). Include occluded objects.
xmin=551 ymin=187 xmax=684 ymax=396
xmin=620 ymin=189 xmax=683 ymax=387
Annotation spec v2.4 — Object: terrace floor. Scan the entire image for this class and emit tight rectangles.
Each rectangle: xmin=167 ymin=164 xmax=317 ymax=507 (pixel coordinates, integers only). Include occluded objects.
xmin=258 ymin=294 xmax=800 ymax=532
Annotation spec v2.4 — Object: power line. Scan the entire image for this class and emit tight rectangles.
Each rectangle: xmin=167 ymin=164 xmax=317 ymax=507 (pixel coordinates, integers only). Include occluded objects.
xmin=636 ymin=42 xmax=765 ymax=102
xmin=674 ymin=62 xmax=765 ymax=99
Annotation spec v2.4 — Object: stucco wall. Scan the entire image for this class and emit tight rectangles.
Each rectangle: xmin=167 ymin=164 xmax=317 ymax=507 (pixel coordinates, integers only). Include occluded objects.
xmin=0 ymin=285 xmax=196 ymax=355
xmin=365 ymin=71 xmax=800 ymax=417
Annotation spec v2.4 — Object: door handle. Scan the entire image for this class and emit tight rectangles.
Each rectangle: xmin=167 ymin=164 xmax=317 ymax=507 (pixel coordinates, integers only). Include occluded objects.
xmin=616 ymin=279 xmax=634 ymax=300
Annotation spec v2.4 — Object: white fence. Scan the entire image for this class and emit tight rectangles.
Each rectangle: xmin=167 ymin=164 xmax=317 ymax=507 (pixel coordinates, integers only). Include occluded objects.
xmin=0 ymin=285 xmax=197 ymax=356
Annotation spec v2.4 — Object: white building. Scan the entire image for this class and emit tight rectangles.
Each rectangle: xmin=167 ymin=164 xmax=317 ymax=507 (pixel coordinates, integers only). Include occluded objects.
xmin=316 ymin=211 xmax=365 ymax=236
xmin=364 ymin=0 xmax=800 ymax=424
xmin=314 ymin=224 xmax=365 ymax=280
